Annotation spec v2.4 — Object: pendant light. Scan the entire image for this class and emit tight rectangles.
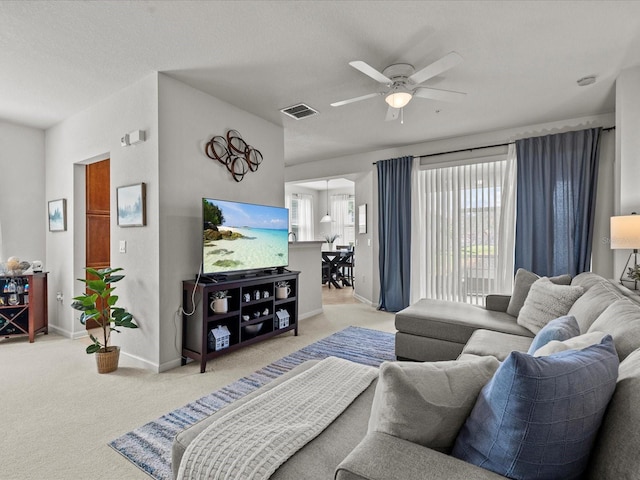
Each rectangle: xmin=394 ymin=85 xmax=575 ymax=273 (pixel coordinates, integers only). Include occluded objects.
xmin=320 ymin=179 xmax=332 ymax=223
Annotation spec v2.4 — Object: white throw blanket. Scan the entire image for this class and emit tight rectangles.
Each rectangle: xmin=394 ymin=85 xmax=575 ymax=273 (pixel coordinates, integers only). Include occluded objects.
xmin=177 ymin=356 xmax=378 ymax=480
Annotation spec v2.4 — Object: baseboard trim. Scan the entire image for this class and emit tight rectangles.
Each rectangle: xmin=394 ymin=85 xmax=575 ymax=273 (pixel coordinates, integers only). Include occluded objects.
xmin=353 ymin=293 xmax=374 ymax=306
xmin=299 ymin=308 xmax=323 ymax=320
xmin=119 ymin=350 xmax=161 ymax=372
xmin=48 ymin=324 xmax=88 ymax=339
xmin=158 ymin=357 xmax=183 ymax=373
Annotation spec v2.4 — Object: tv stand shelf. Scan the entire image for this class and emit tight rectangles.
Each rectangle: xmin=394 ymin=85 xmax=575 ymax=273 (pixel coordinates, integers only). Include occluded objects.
xmin=181 ymin=270 xmax=299 ymax=373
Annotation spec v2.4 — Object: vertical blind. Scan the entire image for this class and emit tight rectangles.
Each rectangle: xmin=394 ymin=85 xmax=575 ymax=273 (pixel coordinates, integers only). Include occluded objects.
xmin=413 ymin=149 xmax=516 ymax=305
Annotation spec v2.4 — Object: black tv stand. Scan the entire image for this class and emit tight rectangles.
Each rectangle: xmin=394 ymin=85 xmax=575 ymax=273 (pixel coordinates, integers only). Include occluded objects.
xmin=198 ymin=274 xmax=231 ymax=284
xmin=181 ymin=270 xmax=300 ymax=373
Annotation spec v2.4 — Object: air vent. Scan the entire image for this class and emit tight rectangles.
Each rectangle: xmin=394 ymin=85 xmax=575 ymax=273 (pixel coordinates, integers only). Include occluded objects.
xmin=280 ymin=103 xmax=319 ymax=120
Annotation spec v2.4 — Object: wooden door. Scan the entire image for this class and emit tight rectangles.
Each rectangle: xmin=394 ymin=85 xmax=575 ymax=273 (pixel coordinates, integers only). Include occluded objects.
xmin=85 ymin=159 xmax=110 ymax=329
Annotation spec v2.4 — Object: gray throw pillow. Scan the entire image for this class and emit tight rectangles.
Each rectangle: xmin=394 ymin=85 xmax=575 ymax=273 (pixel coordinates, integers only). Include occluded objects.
xmin=567 ymin=281 xmax=624 ymax=333
xmin=517 ymin=278 xmax=584 ymax=334
xmin=506 ymin=269 xmax=539 ymax=317
xmin=507 ymin=268 xmax=571 ymax=317
xmin=589 ymin=297 xmax=640 ymax=361
xmin=368 ymin=357 xmax=500 ymax=453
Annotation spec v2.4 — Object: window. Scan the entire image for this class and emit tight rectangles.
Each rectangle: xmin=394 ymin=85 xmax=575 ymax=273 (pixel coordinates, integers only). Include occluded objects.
xmin=412 ymin=146 xmax=517 ymax=305
xmin=286 ymin=193 xmax=314 ymax=240
xmin=330 ymin=194 xmax=355 ymax=245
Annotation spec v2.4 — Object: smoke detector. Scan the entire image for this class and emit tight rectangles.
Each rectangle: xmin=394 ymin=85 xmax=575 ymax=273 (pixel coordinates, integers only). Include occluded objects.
xmin=577 ymin=76 xmax=596 ymax=87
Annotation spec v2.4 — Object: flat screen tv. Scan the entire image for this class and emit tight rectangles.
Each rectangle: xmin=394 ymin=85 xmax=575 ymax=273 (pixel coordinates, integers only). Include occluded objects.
xmin=202 ymin=198 xmax=289 ymax=277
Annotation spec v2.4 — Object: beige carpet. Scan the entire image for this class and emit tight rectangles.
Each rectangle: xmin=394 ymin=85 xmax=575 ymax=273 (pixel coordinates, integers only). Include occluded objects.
xmin=0 ymin=303 xmax=394 ymax=480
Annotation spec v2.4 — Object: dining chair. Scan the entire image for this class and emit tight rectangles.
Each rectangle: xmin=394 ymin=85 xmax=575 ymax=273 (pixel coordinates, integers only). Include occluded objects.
xmin=336 ymin=249 xmax=354 ymax=288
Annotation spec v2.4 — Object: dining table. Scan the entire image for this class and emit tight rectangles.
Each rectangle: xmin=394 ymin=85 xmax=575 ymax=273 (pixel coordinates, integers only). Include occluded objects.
xmin=322 ymin=250 xmax=353 ymax=289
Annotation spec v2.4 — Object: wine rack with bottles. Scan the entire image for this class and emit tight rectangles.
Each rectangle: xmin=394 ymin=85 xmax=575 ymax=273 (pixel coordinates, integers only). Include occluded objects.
xmin=0 ymin=273 xmax=48 ymax=342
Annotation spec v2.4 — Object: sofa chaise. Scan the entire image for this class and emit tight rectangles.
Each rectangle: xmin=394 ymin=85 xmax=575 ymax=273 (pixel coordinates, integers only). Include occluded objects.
xmin=172 ymin=271 xmax=640 ymax=480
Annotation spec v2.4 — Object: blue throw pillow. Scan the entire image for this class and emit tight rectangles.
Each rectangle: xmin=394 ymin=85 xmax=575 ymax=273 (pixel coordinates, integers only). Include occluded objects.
xmin=526 ymin=315 xmax=580 ymax=355
xmin=451 ymin=336 xmax=619 ymax=480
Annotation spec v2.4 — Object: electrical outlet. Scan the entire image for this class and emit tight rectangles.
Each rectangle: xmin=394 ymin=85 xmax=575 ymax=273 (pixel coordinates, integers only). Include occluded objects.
xmin=56 ymin=292 xmax=63 ymax=302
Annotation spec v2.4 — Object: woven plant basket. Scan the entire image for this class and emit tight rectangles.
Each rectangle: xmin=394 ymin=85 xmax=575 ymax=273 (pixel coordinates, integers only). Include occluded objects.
xmin=95 ymin=346 xmax=120 ymax=374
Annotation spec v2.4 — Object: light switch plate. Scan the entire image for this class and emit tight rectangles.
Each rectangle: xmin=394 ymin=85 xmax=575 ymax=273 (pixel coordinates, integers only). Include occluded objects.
xmin=119 ymin=240 xmax=126 ymax=253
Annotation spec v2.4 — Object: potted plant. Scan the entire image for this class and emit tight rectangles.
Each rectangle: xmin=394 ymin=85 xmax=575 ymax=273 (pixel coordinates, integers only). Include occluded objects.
xmin=211 ymin=290 xmax=231 ymax=313
xmin=275 ymin=281 xmax=291 ymax=299
xmin=71 ymin=267 xmax=138 ymax=373
xmin=323 ymin=233 xmax=340 ymax=251
xmin=627 ymin=264 xmax=640 ymax=289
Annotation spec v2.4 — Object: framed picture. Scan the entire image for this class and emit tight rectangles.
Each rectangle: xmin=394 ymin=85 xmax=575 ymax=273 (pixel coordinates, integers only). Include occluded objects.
xmin=48 ymin=199 xmax=67 ymax=232
xmin=358 ymin=204 xmax=367 ymax=234
xmin=117 ymin=183 xmax=146 ymax=227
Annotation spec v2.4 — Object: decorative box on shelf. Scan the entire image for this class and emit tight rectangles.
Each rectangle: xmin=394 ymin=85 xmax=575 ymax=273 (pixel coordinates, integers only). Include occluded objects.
xmin=208 ymin=325 xmax=230 ymax=351
xmin=275 ymin=309 xmax=290 ymax=329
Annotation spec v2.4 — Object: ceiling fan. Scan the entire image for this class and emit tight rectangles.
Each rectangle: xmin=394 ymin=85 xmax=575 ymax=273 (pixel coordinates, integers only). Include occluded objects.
xmin=331 ymin=51 xmax=466 ymax=122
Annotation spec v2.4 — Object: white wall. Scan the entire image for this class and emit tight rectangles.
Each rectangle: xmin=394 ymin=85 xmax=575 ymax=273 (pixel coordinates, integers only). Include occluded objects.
xmin=288 ymin=241 xmax=323 ymax=319
xmin=44 ymin=73 xmax=285 ymax=371
xmin=0 ymin=121 xmax=46 ymax=263
xmin=614 ymin=66 xmax=640 ymax=279
xmin=353 ymin=171 xmax=377 ymax=306
xmin=45 ymin=74 xmax=160 ymax=370
xmin=157 ymin=74 xmax=285 ymax=370
xmin=592 ymin=130 xmax=615 ymax=278
xmin=286 ymin=112 xmax=616 ymax=305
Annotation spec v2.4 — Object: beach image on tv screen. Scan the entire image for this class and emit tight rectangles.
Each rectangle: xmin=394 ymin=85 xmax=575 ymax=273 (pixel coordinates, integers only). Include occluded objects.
xmin=203 ymin=199 xmax=289 ymax=274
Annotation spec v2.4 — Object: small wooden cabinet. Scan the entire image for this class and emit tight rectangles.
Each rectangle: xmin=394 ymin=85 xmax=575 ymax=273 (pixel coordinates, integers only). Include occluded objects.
xmin=181 ymin=271 xmax=299 ymax=373
xmin=0 ymin=273 xmax=48 ymax=342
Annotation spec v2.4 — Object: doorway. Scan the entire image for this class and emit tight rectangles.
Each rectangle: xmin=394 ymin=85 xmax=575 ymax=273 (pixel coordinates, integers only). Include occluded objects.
xmin=85 ymin=159 xmax=110 ymax=329
xmin=285 ymin=177 xmax=357 ymax=305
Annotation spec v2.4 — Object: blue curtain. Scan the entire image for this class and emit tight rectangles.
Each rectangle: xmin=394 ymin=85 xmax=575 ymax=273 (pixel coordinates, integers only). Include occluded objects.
xmin=377 ymin=156 xmax=412 ymax=311
xmin=515 ymin=128 xmax=601 ymax=277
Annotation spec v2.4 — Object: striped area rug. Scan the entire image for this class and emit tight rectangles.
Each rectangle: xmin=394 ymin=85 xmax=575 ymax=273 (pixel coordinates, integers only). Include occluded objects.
xmin=109 ymin=326 xmax=395 ymax=480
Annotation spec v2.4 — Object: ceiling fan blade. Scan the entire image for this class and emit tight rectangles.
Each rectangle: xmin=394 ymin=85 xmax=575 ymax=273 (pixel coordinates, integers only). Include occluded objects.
xmin=349 ymin=61 xmax=392 ymax=84
xmin=330 ymin=92 xmax=383 ymax=107
xmin=413 ymin=87 xmax=467 ymax=102
xmin=385 ymin=106 xmax=399 ymax=122
xmin=408 ymin=51 xmax=463 ymax=85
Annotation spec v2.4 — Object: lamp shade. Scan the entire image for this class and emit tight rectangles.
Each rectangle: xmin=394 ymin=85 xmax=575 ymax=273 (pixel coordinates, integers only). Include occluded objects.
xmin=610 ymin=215 xmax=640 ymax=249
xmin=320 ymin=214 xmax=332 ymax=223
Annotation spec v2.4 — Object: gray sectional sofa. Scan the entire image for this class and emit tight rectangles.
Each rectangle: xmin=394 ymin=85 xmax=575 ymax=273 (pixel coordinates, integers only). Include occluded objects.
xmin=173 ymin=272 xmax=640 ymax=480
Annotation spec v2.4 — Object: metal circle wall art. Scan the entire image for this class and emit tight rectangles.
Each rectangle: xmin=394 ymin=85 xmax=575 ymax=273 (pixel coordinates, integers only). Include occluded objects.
xmin=205 ymin=129 xmax=263 ymax=182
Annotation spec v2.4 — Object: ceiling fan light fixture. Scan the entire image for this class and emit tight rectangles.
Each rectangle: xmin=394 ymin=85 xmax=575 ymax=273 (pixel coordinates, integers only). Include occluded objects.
xmin=385 ymin=88 xmax=412 ymax=109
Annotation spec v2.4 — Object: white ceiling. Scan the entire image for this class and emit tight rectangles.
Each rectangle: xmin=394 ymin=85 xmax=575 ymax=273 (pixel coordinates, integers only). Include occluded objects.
xmin=2 ymin=1 xmax=640 ymax=166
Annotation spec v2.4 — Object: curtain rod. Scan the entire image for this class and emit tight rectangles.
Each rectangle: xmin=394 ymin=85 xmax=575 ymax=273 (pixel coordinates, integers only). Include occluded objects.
xmin=371 ymin=126 xmax=615 ymax=165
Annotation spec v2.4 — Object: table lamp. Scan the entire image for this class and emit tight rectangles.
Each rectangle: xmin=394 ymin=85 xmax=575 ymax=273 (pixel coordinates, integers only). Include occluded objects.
xmin=610 ymin=212 xmax=640 ymax=289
